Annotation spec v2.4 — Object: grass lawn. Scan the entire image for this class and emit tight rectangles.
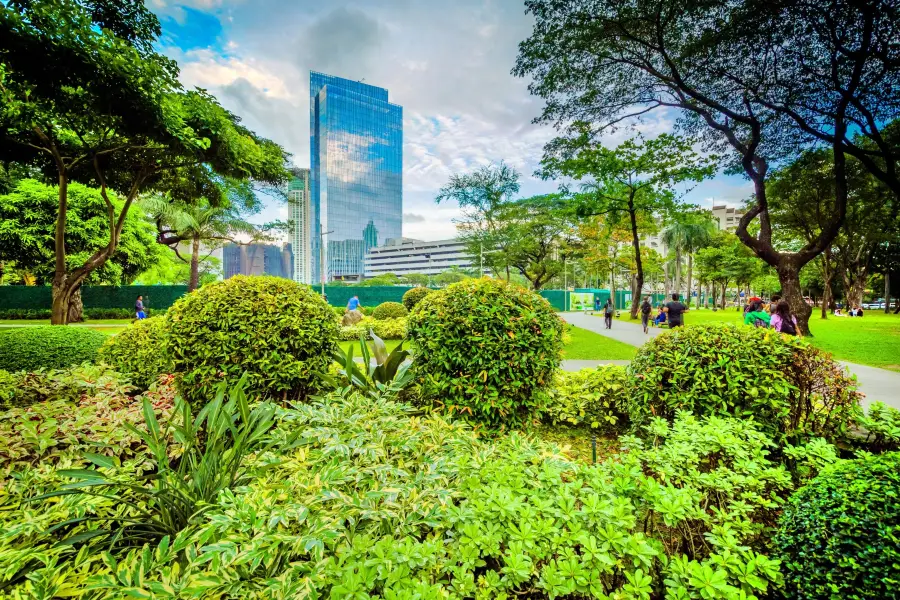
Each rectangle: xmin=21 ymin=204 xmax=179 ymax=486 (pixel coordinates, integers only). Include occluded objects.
xmin=674 ymin=309 xmax=900 ymax=371
xmin=0 ymin=319 xmax=131 ymax=335
xmin=338 ymin=325 xmax=635 ymax=361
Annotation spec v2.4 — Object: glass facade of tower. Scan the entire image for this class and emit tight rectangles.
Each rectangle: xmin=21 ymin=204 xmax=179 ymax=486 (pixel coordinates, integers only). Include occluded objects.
xmin=287 ymin=168 xmax=312 ymax=284
xmin=310 ymin=72 xmax=402 ymax=281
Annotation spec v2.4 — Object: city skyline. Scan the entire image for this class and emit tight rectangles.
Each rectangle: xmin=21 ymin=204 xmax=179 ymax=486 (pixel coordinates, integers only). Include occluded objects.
xmin=153 ymin=1 xmax=753 ymax=242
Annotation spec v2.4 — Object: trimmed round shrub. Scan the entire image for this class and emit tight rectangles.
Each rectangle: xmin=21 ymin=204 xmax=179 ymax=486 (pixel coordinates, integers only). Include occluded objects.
xmin=371 ymin=317 xmax=406 ymax=340
xmin=407 ymin=278 xmax=564 ymax=427
xmin=402 ymin=287 xmax=433 ymax=311
xmin=166 ymin=275 xmax=338 ymax=403
xmin=372 ymin=301 xmax=408 ymax=320
xmin=0 ymin=326 xmax=106 ymax=372
xmin=774 ymin=452 xmax=900 ymax=599
xmin=627 ymin=324 xmax=861 ymax=444
xmin=543 ymin=365 xmax=629 ymax=432
xmin=98 ymin=316 xmax=172 ymax=388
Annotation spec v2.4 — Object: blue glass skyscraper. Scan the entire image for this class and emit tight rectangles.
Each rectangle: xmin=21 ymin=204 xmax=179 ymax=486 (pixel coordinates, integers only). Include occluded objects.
xmin=310 ymin=72 xmax=403 ymax=281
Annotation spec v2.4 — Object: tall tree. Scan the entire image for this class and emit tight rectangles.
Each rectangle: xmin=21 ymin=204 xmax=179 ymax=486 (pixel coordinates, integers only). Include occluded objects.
xmin=0 ymin=178 xmax=159 ymax=319
xmin=141 ymin=196 xmax=261 ymax=291
xmin=436 ymin=162 xmax=520 ymax=281
xmin=661 ymin=215 xmax=717 ymax=305
xmin=0 ymin=0 xmax=288 ymax=323
xmin=514 ymin=0 xmax=900 ymax=335
xmin=542 ymin=132 xmax=714 ymax=318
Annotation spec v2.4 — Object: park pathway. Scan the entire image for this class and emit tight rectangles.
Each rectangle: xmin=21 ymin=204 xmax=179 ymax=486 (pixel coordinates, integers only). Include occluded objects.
xmin=561 ymin=311 xmax=900 ymax=410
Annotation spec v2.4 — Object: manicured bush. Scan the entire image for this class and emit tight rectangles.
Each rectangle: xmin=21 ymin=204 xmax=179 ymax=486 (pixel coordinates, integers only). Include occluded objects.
xmin=371 ymin=301 xmax=408 ymax=320
xmin=370 ymin=317 xmax=406 ymax=340
xmin=627 ymin=324 xmax=861 ymax=445
xmin=407 ymin=278 xmax=564 ymax=427
xmin=338 ymin=321 xmax=368 ymax=341
xmin=166 ymin=275 xmax=337 ymax=403
xmin=0 ymin=308 xmax=151 ymax=320
xmin=542 ymin=365 xmax=629 ymax=432
xmin=0 ymin=326 xmax=107 ymax=372
xmin=98 ymin=316 xmax=172 ymax=388
xmin=774 ymin=452 xmax=900 ymax=599
xmin=402 ymin=286 xmax=433 ymax=311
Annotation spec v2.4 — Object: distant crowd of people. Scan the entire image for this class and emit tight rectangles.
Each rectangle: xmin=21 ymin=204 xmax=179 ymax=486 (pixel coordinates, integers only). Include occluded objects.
xmin=742 ymin=295 xmax=801 ymax=335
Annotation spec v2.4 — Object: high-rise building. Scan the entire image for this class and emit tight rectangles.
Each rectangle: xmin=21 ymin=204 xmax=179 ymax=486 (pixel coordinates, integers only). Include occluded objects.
xmin=310 ymin=72 xmax=402 ymax=282
xmin=287 ymin=168 xmax=312 ymax=284
xmin=222 ymin=243 xmax=293 ymax=279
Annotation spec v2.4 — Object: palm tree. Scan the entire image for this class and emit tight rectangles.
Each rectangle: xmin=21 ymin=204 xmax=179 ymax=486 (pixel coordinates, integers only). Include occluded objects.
xmin=662 ymin=218 xmax=716 ymax=306
xmin=143 ymin=197 xmax=259 ymax=291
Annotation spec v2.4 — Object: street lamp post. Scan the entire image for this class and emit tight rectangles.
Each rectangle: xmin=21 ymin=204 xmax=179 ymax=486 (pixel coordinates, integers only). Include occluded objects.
xmin=320 ymin=230 xmax=334 ymax=298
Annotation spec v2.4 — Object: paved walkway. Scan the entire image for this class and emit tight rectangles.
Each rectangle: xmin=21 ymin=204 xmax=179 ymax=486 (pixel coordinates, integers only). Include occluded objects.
xmin=562 ymin=311 xmax=900 ymax=410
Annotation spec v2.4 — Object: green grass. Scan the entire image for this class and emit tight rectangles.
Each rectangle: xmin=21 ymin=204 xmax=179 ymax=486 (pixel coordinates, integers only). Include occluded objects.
xmin=0 ymin=319 xmax=130 ymax=335
xmin=562 ymin=325 xmax=637 ymax=360
xmin=337 ymin=325 xmax=633 ymax=361
xmin=673 ymin=308 xmax=900 ymax=371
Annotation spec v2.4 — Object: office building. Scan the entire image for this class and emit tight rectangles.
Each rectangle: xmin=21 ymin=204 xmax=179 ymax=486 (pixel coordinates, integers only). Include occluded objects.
xmin=223 ymin=243 xmax=293 ymax=279
xmin=287 ymin=168 xmax=312 ymax=284
xmin=310 ymin=71 xmax=402 ymax=282
xmin=364 ymin=238 xmax=479 ymax=277
xmin=712 ymin=204 xmax=745 ymax=230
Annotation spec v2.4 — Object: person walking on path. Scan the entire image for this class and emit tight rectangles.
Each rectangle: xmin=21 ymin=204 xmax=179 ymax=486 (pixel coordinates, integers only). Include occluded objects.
xmin=135 ymin=295 xmax=146 ymax=320
xmin=771 ymin=300 xmax=800 ymax=336
xmin=603 ymin=298 xmax=614 ymax=329
xmin=663 ymin=293 xmax=688 ymax=328
xmin=743 ymin=299 xmax=771 ymax=328
xmin=640 ymin=295 xmax=652 ymax=334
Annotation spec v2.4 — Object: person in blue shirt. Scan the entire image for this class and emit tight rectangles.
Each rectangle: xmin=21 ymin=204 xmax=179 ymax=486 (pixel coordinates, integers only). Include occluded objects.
xmin=346 ymin=296 xmax=361 ymax=312
xmin=135 ymin=295 xmax=146 ymax=320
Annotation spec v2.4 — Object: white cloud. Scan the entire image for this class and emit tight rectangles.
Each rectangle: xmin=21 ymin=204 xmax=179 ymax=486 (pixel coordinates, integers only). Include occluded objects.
xmin=178 ymin=50 xmax=294 ymax=100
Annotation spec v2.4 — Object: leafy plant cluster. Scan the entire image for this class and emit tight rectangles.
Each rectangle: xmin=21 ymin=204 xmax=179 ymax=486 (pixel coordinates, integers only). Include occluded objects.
xmin=408 ymin=278 xmax=565 ymax=428
xmin=0 ymin=368 xmax=176 ymax=477
xmin=774 ymin=451 xmax=900 ymax=600
xmin=542 ymin=366 xmax=628 ymax=432
xmin=0 ymin=326 xmax=108 ymax=372
xmin=338 ymin=317 xmax=408 ymax=341
xmin=402 ymin=286 xmax=433 ymax=310
xmin=1 ymin=386 xmax=791 ymax=599
xmin=166 ymin=275 xmax=337 ymax=403
xmin=627 ymin=324 xmax=861 ymax=446
xmin=371 ymin=301 xmax=409 ymax=320
xmin=854 ymin=401 xmax=900 ymax=453
xmin=98 ymin=316 xmax=173 ymax=388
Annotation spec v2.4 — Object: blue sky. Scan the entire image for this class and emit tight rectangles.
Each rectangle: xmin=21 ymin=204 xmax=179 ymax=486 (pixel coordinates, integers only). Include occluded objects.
xmin=148 ymin=0 xmax=752 ymax=240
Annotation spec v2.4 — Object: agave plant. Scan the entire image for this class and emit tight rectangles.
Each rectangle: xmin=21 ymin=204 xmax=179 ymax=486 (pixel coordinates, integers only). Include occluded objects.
xmin=38 ymin=373 xmax=281 ymax=551
xmin=320 ymin=330 xmax=414 ymax=400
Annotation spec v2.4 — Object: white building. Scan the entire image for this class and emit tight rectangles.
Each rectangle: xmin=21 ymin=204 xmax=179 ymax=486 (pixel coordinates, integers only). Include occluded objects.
xmin=712 ymin=204 xmax=744 ymax=231
xmin=364 ymin=238 xmax=478 ymax=277
xmin=288 ymin=168 xmax=312 ymax=284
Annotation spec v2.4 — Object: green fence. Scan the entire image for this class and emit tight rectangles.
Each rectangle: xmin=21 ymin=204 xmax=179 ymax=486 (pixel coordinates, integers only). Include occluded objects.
xmin=0 ymin=284 xmax=415 ymax=311
xmin=0 ymin=286 xmax=189 ymax=310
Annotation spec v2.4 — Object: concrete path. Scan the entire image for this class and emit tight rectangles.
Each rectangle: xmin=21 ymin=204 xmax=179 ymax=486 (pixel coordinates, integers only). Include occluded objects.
xmin=562 ymin=311 xmax=900 ymax=410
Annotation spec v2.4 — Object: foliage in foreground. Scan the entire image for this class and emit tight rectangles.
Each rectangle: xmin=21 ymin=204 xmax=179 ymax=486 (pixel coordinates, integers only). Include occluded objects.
xmin=408 ymin=278 xmax=565 ymax=427
xmin=0 ymin=385 xmax=792 ymax=598
xmin=338 ymin=317 xmax=407 ymax=340
xmin=542 ymin=366 xmax=628 ymax=432
xmin=0 ymin=326 xmax=107 ymax=372
xmin=628 ymin=324 xmax=861 ymax=445
xmin=166 ymin=275 xmax=337 ymax=403
xmin=98 ymin=316 xmax=173 ymax=388
xmin=774 ymin=451 xmax=900 ymax=599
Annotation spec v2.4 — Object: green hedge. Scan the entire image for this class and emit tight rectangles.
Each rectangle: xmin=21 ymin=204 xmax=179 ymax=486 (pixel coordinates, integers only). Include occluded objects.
xmin=0 ymin=286 xmax=186 ymax=310
xmin=408 ymin=278 xmax=564 ymax=428
xmin=774 ymin=452 xmax=900 ymax=599
xmin=371 ymin=301 xmax=408 ymax=320
xmin=0 ymin=326 xmax=107 ymax=372
xmin=98 ymin=316 xmax=172 ymax=388
xmin=167 ymin=276 xmax=337 ymax=403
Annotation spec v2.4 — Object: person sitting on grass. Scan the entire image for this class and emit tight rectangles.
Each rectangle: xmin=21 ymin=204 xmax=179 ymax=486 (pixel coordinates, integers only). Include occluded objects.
xmin=743 ymin=299 xmax=771 ymax=328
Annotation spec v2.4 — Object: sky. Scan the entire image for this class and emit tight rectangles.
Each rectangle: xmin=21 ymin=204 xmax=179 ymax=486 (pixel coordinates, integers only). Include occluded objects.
xmin=148 ymin=0 xmax=753 ymax=241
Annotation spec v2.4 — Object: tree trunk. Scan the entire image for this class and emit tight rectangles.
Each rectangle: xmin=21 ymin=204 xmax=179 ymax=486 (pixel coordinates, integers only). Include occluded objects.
xmin=626 ymin=201 xmax=644 ymax=320
xmin=885 ymin=272 xmax=891 ymax=314
xmin=67 ymin=287 xmax=84 ymax=323
xmin=189 ymin=236 xmax=201 ymax=292
xmin=673 ymin=249 xmax=682 ymax=299
xmin=51 ymin=173 xmax=69 ymax=325
xmin=820 ymin=252 xmax=832 ymax=319
xmin=686 ymin=253 xmax=694 ymax=308
xmin=777 ymin=261 xmax=813 ymax=336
